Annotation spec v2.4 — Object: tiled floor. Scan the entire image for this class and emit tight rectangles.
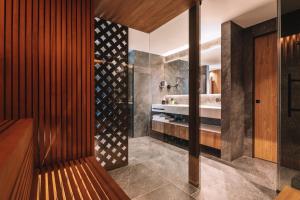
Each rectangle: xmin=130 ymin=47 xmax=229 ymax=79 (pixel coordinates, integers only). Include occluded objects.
xmin=109 ymin=137 xmax=278 ymax=200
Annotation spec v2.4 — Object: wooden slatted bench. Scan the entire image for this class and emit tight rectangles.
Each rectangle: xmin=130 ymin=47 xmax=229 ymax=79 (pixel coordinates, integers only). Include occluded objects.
xmin=31 ymin=157 xmax=129 ymax=200
xmin=0 ymin=120 xmax=130 ymax=200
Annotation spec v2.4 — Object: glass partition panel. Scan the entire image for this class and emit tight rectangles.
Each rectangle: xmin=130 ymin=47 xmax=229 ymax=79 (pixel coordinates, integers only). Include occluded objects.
xmin=278 ymin=0 xmax=300 ymax=191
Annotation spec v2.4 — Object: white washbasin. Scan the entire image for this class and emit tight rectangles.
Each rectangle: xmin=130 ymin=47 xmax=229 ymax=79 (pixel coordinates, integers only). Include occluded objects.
xmin=152 ymin=104 xmax=221 ymax=119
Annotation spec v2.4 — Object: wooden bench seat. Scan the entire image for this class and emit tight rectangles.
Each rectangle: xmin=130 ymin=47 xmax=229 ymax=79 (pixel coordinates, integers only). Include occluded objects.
xmin=31 ymin=156 xmax=130 ymax=200
xmin=0 ymin=120 xmax=130 ymax=200
xmin=0 ymin=119 xmax=34 ymax=200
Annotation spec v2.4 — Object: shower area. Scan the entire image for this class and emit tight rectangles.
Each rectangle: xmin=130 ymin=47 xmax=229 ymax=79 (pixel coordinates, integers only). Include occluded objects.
xmin=128 ymin=50 xmax=192 ymax=138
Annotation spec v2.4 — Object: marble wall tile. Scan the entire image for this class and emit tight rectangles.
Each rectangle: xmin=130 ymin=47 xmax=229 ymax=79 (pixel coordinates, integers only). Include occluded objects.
xmin=150 ymin=54 xmax=166 ymax=104
xmin=130 ymin=50 xmax=152 ymax=137
xmin=130 ymin=50 xmax=191 ymax=137
xmin=164 ymin=60 xmax=189 ymax=95
xmin=150 ymin=55 xmax=190 ymax=104
xmin=221 ymin=21 xmax=245 ymax=161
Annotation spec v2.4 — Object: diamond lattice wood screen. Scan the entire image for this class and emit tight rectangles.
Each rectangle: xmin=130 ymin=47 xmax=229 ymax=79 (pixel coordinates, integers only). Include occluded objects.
xmin=94 ymin=17 xmax=129 ymax=170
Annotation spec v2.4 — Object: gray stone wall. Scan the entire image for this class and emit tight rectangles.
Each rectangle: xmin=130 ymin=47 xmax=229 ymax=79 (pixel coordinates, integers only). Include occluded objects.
xmin=221 ymin=21 xmax=245 ymax=161
xmin=130 ymin=50 xmax=190 ymax=137
xmin=150 ymin=54 xmax=190 ymax=104
xmin=129 ymin=50 xmax=152 ymax=137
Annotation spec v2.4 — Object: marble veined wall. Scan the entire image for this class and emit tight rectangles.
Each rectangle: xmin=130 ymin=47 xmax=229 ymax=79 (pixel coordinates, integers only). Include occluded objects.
xmin=129 ymin=50 xmax=191 ymax=137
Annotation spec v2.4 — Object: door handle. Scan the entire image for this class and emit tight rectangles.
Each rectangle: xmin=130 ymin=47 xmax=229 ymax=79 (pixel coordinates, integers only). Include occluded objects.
xmin=256 ymin=100 xmax=261 ymax=104
xmin=288 ymin=73 xmax=300 ymax=117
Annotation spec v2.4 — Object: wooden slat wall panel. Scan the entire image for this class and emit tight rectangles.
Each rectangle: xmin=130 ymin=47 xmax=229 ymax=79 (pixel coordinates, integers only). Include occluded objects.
xmin=0 ymin=0 xmax=94 ymax=168
xmin=67 ymin=0 xmax=72 ymax=161
xmin=0 ymin=0 xmax=4 ymax=122
xmin=12 ymin=0 xmax=19 ymax=119
xmin=71 ymin=0 xmax=78 ymax=160
xmin=26 ymin=0 xmax=33 ymax=118
xmin=90 ymin=0 xmax=95 ymax=157
xmin=77 ymin=0 xmax=82 ymax=159
xmin=62 ymin=0 xmax=67 ymax=163
xmin=32 ymin=0 xmax=39 ymax=167
xmin=50 ymin=0 xmax=57 ymax=165
xmin=5 ymin=0 xmax=12 ymax=120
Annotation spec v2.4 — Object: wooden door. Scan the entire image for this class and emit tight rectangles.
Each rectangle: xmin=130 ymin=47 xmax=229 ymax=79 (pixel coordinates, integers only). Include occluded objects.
xmin=254 ymin=33 xmax=278 ymax=163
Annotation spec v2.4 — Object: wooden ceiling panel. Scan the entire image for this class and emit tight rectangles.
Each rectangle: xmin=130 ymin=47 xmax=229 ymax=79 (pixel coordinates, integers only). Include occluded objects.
xmin=94 ymin=0 xmax=196 ymax=33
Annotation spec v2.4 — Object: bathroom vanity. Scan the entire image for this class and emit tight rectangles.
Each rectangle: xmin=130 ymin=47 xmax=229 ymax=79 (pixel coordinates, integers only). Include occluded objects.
xmin=151 ymin=94 xmax=221 ymax=150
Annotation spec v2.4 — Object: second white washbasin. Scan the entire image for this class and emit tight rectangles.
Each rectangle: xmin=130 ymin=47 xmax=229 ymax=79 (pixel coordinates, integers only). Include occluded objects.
xmin=152 ymin=104 xmax=221 ymax=119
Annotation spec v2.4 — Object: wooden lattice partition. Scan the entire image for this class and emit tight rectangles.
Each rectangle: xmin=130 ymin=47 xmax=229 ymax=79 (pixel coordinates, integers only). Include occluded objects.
xmin=94 ymin=18 xmax=129 ymax=170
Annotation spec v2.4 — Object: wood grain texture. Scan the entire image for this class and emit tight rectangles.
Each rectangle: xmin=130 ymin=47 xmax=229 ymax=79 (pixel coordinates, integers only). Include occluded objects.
xmin=254 ymin=33 xmax=278 ymax=163
xmin=5 ymin=0 xmax=12 ymax=120
xmin=210 ymin=69 xmax=221 ymax=94
xmin=276 ymin=186 xmax=300 ymax=200
xmin=152 ymin=120 xmax=221 ymax=149
xmin=188 ymin=154 xmax=199 ymax=187
xmin=94 ymin=0 xmax=196 ymax=33
xmin=0 ymin=0 xmax=94 ymax=167
xmin=0 ymin=119 xmax=34 ymax=200
xmin=151 ymin=120 xmax=164 ymax=133
xmin=189 ymin=4 xmax=200 ymax=188
xmin=31 ymin=156 xmax=130 ymax=200
xmin=0 ymin=0 xmax=4 ymax=121
xmin=200 ymin=130 xmax=221 ymax=149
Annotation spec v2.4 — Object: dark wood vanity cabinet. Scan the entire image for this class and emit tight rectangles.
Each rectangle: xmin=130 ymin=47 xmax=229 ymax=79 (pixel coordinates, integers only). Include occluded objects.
xmin=152 ymin=120 xmax=220 ymax=149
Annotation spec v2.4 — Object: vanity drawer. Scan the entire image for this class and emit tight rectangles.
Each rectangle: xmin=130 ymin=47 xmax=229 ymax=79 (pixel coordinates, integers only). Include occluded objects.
xmin=164 ymin=123 xmax=175 ymax=136
xmin=200 ymin=130 xmax=221 ymax=149
xmin=152 ymin=120 xmax=164 ymax=133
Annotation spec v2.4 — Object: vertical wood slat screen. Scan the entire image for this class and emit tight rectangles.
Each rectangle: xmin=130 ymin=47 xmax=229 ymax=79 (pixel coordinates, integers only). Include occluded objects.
xmin=0 ymin=0 xmax=95 ymax=168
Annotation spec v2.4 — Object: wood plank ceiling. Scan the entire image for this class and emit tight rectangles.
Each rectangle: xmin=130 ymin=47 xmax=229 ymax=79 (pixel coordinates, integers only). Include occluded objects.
xmin=94 ymin=0 xmax=197 ymax=33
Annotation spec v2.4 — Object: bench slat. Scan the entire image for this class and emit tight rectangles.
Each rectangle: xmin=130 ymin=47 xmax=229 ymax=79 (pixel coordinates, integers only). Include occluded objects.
xmin=69 ymin=160 xmax=91 ymax=200
xmin=80 ymin=158 xmax=110 ymax=200
xmin=54 ymin=166 xmax=63 ymax=199
xmin=31 ymin=157 xmax=130 ymax=200
xmin=62 ymin=162 xmax=82 ymax=199
xmin=59 ymin=164 xmax=73 ymax=199
xmin=75 ymin=160 xmax=100 ymax=200
xmin=85 ymin=157 xmax=130 ymax=200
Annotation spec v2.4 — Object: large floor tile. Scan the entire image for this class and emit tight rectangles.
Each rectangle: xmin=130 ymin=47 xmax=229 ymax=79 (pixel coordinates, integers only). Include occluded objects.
xmin=109 ymin=163 xmax=169 ymax=199
xmin=110 ymin=136 xmax=278 ymax=200
xmin=134 ymin=184 xmax=194 ymax=200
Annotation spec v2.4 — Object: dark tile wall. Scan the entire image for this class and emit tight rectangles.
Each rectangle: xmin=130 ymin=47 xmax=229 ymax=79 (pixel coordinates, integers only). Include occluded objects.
xmin=130 ymin=50 xmax=190 ymax=137
xmin=150 ymin=54 xmax=190 ymax=103
xmin=280 ymin=9 xmax=300 ymax=171
xmin=129 ymin=50 xmax=151 ymax=137
xmin=221 ymin=21 xmax=245 ymax=161
xmin=164 ymin=60 xmax=189 ymax=95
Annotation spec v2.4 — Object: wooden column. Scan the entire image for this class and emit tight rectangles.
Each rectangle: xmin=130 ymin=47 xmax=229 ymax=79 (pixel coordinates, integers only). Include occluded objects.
xmin=189 ymin=0 xmax=201 ymax=187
